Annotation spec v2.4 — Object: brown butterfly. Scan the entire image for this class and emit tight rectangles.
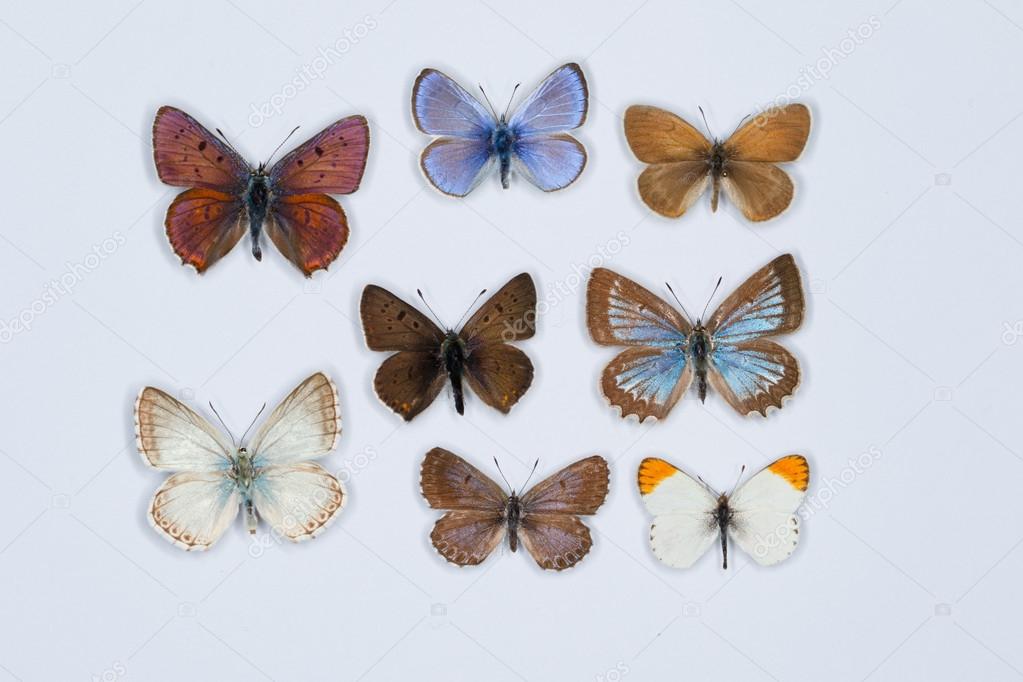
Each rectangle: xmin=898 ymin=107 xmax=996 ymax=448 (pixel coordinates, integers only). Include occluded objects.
xmin=623 ymin=103 xmax=811 ymax=221
xmin=420 ymin=448 xmax=609 ymax=570
xmin=586 ymin=254 xmax=804 ymax=421
xmin=359 ymin=273 xmax=536 ymax=421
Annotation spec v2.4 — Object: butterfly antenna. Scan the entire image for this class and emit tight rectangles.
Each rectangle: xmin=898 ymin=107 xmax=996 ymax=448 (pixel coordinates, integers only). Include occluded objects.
xmin=239 ymin=403 xmax=267 ymax=445
xmin=454 ymin=289 xmax=487 ymax=331
xmin=731 ymin=113 xmax=751 ymax=136
xmin=700 ymin=277 xmax=723 ymax=323
xmin=215 ymin=128 xmax=243 ymax=160
xmin=664 ymin=282 xmax=693 ymax=321
xmin=698 ymin=106 xmax=714 ymax=139
xmin=208 ymin=402 xmax=237 ymax=448
xmin=479 ymin=85 xmax=499 ymax=120
xmin=502 ymin=83 xmax=521 ymax=120
xmin=263 ymin=126 xmax=300 ymax=169
xmin=729 ymin=465 xmax=747 ymax=494
xmin=519 ymin=458 xmax=540 ymax=493
xmin=697 ymin=474 xmax=720 ymax=496
xmin=416 ymin=289 xmax=447 ymax=329
xmin=493 ymin=457 xmax=513 ymax=493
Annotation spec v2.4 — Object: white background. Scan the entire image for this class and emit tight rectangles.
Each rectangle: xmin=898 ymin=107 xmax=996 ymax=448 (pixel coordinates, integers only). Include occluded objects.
xmin=1 ymin=0 xmax=1022 ymax=680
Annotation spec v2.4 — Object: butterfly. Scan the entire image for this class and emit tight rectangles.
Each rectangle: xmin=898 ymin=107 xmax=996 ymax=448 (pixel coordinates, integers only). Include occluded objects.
xmin=420 ymin=448 xmax=609 ymax=570
xmin=411 ymin=63 xmax=588 ymax=196
xmin=586 ymin=254 xmax=805 ymax=421
xmin=134 ymin=372 xmax=344 ymax=550
xmin=360 ymin=273 xmax=537 ymax=420
xmin=152 ymin=106 xmax=369 ymax=276
xmin=623 ymin=103 xmax=810 ymax=221
xmin=638 ymin=455 xmax=809 ymax=568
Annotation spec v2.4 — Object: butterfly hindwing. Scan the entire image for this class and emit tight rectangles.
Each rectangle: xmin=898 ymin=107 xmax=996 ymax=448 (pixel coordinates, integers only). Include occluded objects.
xmin=163 ymin=189 xmax=246 ymax=273
xmin=149 ymin=471 xmax=240 ymax=551
xmin=420 ymin=137 xmax=497 ymax=197
xmin=250 ymin=461 xmax=345 ymax=541
xmin=265 ymin=193 xmax=350 ymax=277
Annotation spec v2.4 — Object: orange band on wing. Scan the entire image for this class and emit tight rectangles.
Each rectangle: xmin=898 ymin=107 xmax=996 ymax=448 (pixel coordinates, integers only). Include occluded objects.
xmin=769 ymin=455 xmax=809 ymax=491
xmin=638 ymin=458 xmax=678 ymax=495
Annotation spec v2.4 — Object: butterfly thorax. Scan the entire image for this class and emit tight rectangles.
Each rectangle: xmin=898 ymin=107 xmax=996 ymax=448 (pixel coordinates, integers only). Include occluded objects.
xmin=492 ymin=118 xmax=515 ymax=189
xmin=233 ymin=447 xmax=257 ymax=490
xmin=689 ymin=325 xmax=712 ymax=403
xmin=441 ymin=331 xmax=468 ymax=415
xmin=505 ymin=493 xmax=521 ymax=552
xmin=243 ymin=171 xmax=271 ymax=261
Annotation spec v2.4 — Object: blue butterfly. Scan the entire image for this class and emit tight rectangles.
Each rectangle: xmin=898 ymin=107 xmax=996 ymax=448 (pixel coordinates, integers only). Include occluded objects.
xmin=586 ymin=254 xmax=805 ymax=420
xmin=412 ymin=63 xmax=588 ymax=196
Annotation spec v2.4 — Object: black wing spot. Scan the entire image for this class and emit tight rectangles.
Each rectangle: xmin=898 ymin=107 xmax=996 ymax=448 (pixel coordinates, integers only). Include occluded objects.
xmin=198 ymin=141 xmax=207 ymax=151
xmin=314 ymin=146 xmax=324 ymax=157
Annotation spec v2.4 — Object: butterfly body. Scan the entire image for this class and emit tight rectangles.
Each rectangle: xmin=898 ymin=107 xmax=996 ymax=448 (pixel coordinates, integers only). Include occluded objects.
xmin=440 ymin=330 xmax=468 ymax=414
xmin=242 ymin=170 xmax=271 ymax=260
xmin=688 ymin=324 xmax=712 ymax=402
xmin=505 ymin=493 xmax=522 ymax=552
xmin=491 ymin=118 xmax=515 ymax=188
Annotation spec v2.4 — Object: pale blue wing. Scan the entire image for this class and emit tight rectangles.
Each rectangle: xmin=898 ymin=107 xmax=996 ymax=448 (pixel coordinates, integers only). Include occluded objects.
xmin=413 ymin=68 xmax=496 ymax=138
xmin=420 ymin=137 xmax=497 ymax=197
xmin=587 ymin=268 xmax=693 ymax=347
xmin=602 ymin=346 xmax=693 ymax=421
xmin=708 ymin=339 xmax=800 ymax=416
xmin=512 ymin=133 xmax=586 ymax=191
xmin=706 ymin=254 xmax=804 ymax=344
xmin=509 ymin=63 xmax=588 ymax=135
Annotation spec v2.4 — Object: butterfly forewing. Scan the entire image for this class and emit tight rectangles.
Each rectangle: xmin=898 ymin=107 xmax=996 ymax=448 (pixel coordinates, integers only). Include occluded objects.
xmin=269 ymin=115 xmax=369 ymax=195
xmin=360 ymin=285 xmax=446 ymax=351
xmin=134 ymin=387 xmax=233 ymax=471
xmin=152 ymin=106 xmax=249 ymax=191
xmin=248 ymin=372 xmax=341 ymax=466
xmin=520 ymin=455 xmax=609 ymax=514
xmin=460 ymin=273 xmax=537 ymax=346
xmin=508 ymin=63 xmax=588 ymax=135
xmin=724 ymin=104 xmax=811 ymax=162
xmin=638 ymin=458 xmax=721 ymax=568
xmin=412 ymin=69 xmax=495 ymax=138
xmin=727 ymin=455 xmax=809 ymax=566
xmin=624 ymin=105 xmax=712 ymax=163
xmin=706 ymin=254 xmax=804 ymax=342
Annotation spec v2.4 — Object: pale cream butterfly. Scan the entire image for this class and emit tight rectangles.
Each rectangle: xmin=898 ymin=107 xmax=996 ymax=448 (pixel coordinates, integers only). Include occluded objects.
xmin=637 ymin=455 xmax=809 ymax=568
xmin=134 ymin=372 xmax=345 ymax=551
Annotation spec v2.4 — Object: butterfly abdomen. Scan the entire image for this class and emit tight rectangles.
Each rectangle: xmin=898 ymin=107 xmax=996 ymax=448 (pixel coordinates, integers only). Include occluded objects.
xmin=244 ymin=174 xmax=270 ymax=261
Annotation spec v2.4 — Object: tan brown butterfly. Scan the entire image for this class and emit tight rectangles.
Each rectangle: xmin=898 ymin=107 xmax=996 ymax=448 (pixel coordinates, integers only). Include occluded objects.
xmin=586 ymin=254 xmax=804 ymax=421
xmin=623 ymin=103 xmax=811 ymax=221
xmin=420 ymin=447 xmax=609 ymax=570
xmin=360 ymin=273 xmax=536 ymax=421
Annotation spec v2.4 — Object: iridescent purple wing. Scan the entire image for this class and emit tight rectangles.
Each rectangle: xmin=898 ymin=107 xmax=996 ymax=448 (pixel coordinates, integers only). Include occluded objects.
xmin=508 ymin=63 xmax=588 ymax=191
xmin=412 ymin=69 xmax=496 ymax=195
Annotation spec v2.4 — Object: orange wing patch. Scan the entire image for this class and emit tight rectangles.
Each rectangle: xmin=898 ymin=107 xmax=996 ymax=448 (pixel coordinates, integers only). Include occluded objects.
xmin=768 ymin=455 xmax=809 ymax=491
xmin=638 ymin=458 xmax=679 ymax=495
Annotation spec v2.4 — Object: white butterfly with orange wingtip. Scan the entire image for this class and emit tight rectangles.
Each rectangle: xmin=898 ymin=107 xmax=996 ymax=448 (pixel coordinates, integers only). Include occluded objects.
xmin=637 ymin=455 xmax=809 ymax=568
xmin=134 ymin=372 xmax=345 ymax=551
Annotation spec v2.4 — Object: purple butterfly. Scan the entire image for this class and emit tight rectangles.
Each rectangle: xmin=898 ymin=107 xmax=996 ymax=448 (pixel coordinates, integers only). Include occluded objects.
xmin=411 ymin=63 xmax=588 ymax=196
